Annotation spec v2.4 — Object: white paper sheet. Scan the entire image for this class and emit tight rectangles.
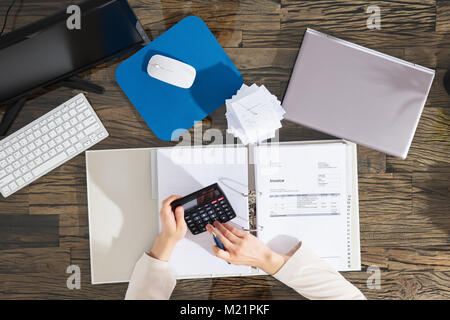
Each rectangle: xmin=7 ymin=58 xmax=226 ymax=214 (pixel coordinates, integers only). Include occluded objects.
xmin=156 ymin=146 xmax=251 ymax=277
xmin=255 ymin=143 xmax=352 ymax=271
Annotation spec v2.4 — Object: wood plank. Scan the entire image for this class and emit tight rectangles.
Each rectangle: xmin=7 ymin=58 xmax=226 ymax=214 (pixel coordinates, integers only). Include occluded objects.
xmin=172 ymin=276 xmax=304 ymax=300
xmin=361 ymin=245 xmax=450 ymax=272
xmin=0 ymin=214 xmax=59 ymax=249
xmin=136 ymin=7 xmax=280 ymax=32
xmin=0 ymin=186 xmax=29 ymax=215
xmin=412 ymin=172 xmax=450 ymax=243
xmin=281 ymin=1 xmax=436 ymax=33
xmin=243 ymin=29 xmax=449 ymax=50
xmin=436 ymin=0 xmax=450 ymax=32
xmin=0 ymin=247 xmax=70 ymax=274
xmin=344 ymin=271 xmax=450 ymax=299
xmin=0 ymin=272 xmax=127 ymax=299
xmin=357 ymin=146 xmax=386 ymax=174
xmin=359 ymin=173 xmax=448 ymax=247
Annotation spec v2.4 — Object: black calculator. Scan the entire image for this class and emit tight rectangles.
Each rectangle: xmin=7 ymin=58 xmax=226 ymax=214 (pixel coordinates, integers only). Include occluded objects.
xmin=170 ymin=183 xmax=237 ymax=235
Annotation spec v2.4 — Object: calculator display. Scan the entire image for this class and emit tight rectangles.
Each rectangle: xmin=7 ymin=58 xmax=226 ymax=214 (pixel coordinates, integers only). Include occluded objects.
xmin=170 ymin=183 xmax=237 ymax=235
xmin=182 ymin=199 xmax=197 ymax=211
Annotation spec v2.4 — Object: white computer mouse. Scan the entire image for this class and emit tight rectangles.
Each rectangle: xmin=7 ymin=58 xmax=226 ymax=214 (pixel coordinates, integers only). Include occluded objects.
xmin=147 ymin=54 xmax=196 ymax=89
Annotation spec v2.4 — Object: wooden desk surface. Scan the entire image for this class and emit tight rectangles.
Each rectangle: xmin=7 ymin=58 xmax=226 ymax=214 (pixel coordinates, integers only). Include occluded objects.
xmin=0 ymin=0 xmax=449 ymax=299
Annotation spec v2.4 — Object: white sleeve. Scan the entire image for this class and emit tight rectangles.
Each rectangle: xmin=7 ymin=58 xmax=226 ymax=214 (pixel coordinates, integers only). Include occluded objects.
xmin=125 ymin=253 xmax=176 ymax=300
xmin=273 ymin=245 xmax=366 ymax=300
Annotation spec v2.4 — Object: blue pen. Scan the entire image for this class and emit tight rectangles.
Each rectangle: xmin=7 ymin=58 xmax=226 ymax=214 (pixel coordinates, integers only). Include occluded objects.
xmin=212 ymin=232 xmax=231 ymax=264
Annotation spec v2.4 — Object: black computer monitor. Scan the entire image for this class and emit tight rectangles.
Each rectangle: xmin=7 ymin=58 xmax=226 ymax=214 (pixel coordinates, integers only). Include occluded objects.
xmin=0 ymin=0 xmax=149 ymax=135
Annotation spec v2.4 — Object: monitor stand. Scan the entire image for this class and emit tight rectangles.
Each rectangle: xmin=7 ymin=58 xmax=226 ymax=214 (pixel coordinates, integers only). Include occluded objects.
xmin=59 ymin=76 xmax=105 ymax=94
xmin=0 ymin=77 xmax=104 ymax=136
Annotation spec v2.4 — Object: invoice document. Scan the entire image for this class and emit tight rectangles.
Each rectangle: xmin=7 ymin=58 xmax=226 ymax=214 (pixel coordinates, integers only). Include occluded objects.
xmin=255 ymin=142 xmax=358 ymax=271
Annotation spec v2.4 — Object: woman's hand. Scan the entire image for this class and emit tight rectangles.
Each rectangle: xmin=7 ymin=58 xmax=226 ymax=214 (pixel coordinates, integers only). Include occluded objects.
xmin=149 ymin=195 xmax=187 ymax=261
xmin=206 ymin=221 xmax=288 ymax=275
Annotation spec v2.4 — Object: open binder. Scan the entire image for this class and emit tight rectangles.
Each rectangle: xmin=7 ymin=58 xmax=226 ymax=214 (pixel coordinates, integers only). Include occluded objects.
xmin=86 ymin=140 xmax=360 ymax=284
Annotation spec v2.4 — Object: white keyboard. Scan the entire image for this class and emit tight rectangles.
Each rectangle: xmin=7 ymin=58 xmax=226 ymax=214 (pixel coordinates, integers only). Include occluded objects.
xmin=0 ymin=93 xmax=108 ymax=198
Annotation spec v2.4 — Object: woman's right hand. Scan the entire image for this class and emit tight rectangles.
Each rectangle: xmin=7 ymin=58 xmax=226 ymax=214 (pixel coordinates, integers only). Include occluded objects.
xmin=206 ymin=221 xmax=288 ymax=275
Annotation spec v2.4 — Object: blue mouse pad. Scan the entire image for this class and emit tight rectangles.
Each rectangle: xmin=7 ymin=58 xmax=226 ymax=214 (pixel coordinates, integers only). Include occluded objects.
xmin=115 ymin=16 xmax=243 ymax=141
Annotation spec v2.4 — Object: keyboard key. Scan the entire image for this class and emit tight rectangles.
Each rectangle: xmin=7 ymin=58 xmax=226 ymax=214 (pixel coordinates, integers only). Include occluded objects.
xmin=77 ymin=103 xmax=88 ymax=111
xmin=0 ymin=174 xmax=14 ymax=187
xmin=1 ymin=186 xmax=11 ymax=195
xmin=32 ymin=152 xmax=68 ymax=177
xmin=83 ymin=122 xmax=100 ymax=136
xmin=48 ymin=149 xmax=57 ymax=157
xmin=8 ymin=182 xmax=18 ymax=191
xmin=16 ymin=177 xmax=25 ymax=186
xmin=83 ymin=116 xmax=96 ymax=127
xmin=24 ymin=172 xmax=33 ymax=182
xmin=67 ymin=147 xmax=76 ymax=156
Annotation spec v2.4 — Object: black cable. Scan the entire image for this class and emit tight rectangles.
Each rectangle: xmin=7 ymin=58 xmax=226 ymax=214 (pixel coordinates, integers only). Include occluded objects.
xmin=0 ymin=0 xmax=18 ymax=37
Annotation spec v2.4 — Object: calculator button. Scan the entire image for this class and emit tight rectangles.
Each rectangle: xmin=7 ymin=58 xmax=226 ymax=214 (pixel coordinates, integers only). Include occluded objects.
xmin=202 ymin=217 xmax=209 ymax=222
xmin=218 ymin=197 xmax=224 ymax=201
xmin=219 ymin=215 xmax=227 ymax=222
xmin=193 ymin=216 xmax=200 ymax=221
xmin=228 ymin=212 xmax=236 ymax=219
